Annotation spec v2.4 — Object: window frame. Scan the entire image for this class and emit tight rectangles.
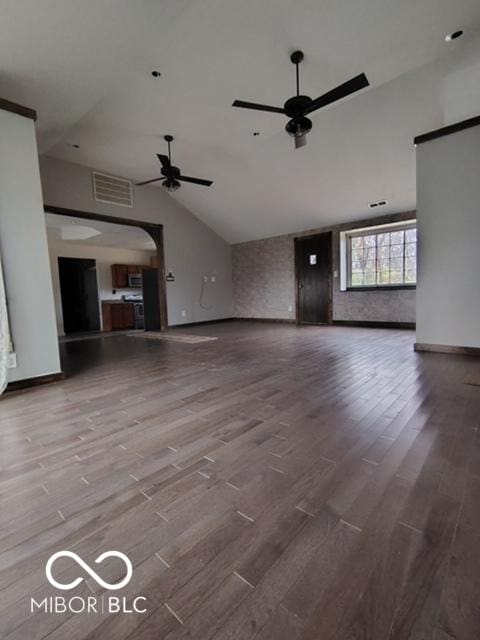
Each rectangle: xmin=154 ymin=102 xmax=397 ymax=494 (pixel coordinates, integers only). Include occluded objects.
xmin=346 ymin=222 xmax=417 ymax=291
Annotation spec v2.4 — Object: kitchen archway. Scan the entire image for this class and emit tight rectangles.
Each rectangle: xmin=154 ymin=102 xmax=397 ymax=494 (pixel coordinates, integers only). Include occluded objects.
xmin=44 ymin=205 xmax=168 ymax=333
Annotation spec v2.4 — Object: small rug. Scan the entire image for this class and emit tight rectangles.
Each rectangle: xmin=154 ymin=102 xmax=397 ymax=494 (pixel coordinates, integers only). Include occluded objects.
xmin=464 ymin=375 xmax=480 ymax=387
xmin=127 ymin=331 xmax=218 ymax=344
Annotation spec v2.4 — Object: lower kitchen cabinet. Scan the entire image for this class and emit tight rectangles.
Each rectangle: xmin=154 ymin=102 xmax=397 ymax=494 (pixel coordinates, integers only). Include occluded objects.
xmin=102 ymin=302 xmax=135 ymax=331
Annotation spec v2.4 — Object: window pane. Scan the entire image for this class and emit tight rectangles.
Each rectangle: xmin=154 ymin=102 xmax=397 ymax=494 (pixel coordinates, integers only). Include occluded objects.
xmin=390 ymin=271 xmax=403 ymax=284
xmin=364 ymin=235 xmax=376 ymax=248
xmin=351 ymin=236 xmax=364 ymax=249
xmin=390 ymin=230 xmax=404 ymax=244
xmin=390 ymin=257 xmax=403 ymax=272
xmin=405 ymin=269 xmax=416 ymax=283
xmin=378 ymin=257 xmax=389 ymax=272
xmin=351 ymin=272 xmax=364 ymax=285
xmin=405 ymin=256 xmax=416 ymax=271
xmin=378 ymin=270 xmax=390 ymax=284
xmin=405 ymin=228 xmax=416 ymax=243
xmin=377 ymin=232 xmax=390 ymax=247
xmin=405 ymin=243 xmax=416 ymax=257
xmin=390 ymin=244 xmax=403 ymax=258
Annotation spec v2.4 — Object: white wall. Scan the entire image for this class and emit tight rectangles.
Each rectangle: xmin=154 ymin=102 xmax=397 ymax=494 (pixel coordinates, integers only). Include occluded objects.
xmin=47 ymin=237 xmax=155 ymax=335
xmin=40 ymin=157 xmax=233 ymax=326
xmin=416 ymin=125 xmax=480 ymax=349
xmin=0 ymin=110 xmax=60 ymax=382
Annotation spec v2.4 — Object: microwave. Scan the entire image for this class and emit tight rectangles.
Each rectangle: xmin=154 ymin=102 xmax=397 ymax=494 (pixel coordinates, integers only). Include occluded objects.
xmin=128 ymin=273 xmax=143 ymax=288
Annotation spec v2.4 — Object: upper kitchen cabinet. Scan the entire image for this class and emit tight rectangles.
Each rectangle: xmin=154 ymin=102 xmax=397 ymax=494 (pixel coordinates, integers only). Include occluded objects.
xmin=111 ymin=264 xmax=149 ymax=288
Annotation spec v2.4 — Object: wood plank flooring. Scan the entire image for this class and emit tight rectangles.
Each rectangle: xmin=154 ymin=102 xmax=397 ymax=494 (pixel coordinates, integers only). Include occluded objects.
xmin=1 ymin=322 xmax=479 ymax=640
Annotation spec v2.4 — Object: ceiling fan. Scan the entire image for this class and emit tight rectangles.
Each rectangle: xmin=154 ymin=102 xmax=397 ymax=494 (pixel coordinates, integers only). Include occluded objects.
xmin=136 ymin=135 xmax=213 ymax=191
xmin=233 ymin=51 xmax=369 ymax=149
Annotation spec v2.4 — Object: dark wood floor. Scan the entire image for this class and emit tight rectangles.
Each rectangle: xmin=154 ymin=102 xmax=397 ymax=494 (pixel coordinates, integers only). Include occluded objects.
xmin=1 ymin=322 xmax=479 ymax=640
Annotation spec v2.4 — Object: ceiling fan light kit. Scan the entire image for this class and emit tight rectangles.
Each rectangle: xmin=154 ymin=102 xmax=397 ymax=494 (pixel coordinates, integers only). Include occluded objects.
xmin=233 ymin=50 xmax=369 ymax=149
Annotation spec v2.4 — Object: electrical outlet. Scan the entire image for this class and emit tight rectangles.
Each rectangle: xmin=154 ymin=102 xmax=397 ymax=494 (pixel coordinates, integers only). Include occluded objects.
xmin=203 ymin=276 xmax=208 ymax=283
xmin=7 ymin=352 xmax=17 ymax=368
xmin=181 ymin=310 xmax=186 ymax=318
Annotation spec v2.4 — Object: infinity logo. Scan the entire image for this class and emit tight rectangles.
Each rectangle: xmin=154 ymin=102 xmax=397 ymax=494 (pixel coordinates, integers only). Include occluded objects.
xmin=46 ymin=551 xmax=133 ymax=591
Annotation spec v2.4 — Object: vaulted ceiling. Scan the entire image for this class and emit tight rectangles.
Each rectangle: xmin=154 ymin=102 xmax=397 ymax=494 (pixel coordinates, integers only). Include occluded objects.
xmin=1 ymin=0 xmax=480 ymax=242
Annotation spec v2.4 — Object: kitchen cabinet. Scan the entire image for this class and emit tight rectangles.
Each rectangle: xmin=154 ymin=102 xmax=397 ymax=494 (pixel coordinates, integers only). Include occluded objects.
xmin=102 ymin=302 xmax=135 ymax=331
xmin=111 ymin=264 xmax=129 ymax=288
xmin=111 ymin=264 xmax=149 ymax=288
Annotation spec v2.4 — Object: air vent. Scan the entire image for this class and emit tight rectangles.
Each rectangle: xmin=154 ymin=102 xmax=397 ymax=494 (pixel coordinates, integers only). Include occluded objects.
xmin=92 ymin=172 xmax=133 ymax=208
xmin=369 ymin=199 xmax=388 ymax=209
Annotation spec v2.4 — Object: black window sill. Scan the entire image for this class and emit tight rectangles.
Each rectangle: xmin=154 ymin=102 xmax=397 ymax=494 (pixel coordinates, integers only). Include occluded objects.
xmin=346 ymin=285 xmax=416 ymax=292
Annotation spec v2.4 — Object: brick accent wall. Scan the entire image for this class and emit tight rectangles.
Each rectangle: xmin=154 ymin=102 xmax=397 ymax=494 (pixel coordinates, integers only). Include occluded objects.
xmin=232 ymin=211 xmax=416 ymax=323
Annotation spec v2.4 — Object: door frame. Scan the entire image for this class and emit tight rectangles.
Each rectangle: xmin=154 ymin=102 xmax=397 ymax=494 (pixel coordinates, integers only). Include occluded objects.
xmin=294 ymin=231 xmax=333 ymax=325
xmin=44 ymin=205 xmax=168 ymax=331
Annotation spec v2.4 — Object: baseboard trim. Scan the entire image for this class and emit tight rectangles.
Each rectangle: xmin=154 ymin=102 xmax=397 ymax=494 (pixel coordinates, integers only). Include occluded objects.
xmin=414 ymin=342 xmax=480 ymax=357
xmin=168 ymin=318 xmax=235 ymax=329
xmin=333 ymin=320 xmax=415 ymax=330
xmin=234 ymin=317 xmax=296 ymax=324
xmin=5 ymin=371 xmax=65 ymax=393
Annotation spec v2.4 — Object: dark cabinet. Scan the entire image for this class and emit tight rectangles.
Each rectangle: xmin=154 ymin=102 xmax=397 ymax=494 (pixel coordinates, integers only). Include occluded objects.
xmin=111 ymin=264 xmax=129 ymax=288
xmin=102 ymin=302 xmax=135 ymax=331
xmin=123 ymin=303 xmax=135 ymax=328
xmin=111 ymin=264 xmax=149 ymax=288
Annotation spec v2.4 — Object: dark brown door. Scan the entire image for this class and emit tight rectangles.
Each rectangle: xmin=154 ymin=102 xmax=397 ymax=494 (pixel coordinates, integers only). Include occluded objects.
xmin=295 ymin=233 xmax=332 ymax=324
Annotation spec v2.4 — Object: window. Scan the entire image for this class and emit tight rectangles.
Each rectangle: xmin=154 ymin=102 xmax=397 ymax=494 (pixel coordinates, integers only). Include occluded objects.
xmin=347 ymin=223 xmax=416 ymax=288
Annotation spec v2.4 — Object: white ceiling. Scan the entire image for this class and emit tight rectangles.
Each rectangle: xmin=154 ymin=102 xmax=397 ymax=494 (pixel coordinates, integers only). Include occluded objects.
xmin=2 ymin=0 xmax=480 ymax=243
xmin=45 ymin=213 xmax=156 ymax=251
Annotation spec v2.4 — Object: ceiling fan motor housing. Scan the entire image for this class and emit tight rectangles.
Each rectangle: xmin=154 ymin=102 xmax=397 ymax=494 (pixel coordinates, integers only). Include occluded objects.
xmin=284 ymin=95 xmax=312 ymax=119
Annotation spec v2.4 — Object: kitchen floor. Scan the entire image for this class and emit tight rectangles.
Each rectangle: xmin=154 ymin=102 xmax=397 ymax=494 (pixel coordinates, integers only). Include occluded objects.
xmin=1 ymin=321 xmax=479 ymax=639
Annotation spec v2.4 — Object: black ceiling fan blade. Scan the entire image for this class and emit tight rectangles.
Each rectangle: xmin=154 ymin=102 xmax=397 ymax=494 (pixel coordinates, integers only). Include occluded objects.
xmin=136 ymin=177 xmax=163 ymax=186
xmin=179 ymin=175 xmax=213 ymax=187
xmin=157 ymin=154 xmax=170 ymax=167
xmin=232 ymin=100 xmax=285 ymax=114
xmin=305 ymin=73 xmax=369 ymax=115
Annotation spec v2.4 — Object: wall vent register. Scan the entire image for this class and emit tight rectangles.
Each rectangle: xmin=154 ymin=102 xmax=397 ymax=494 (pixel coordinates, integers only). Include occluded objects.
xmin=92 ymin=172 xmax=133 ymax=208
xmin=369 ymin=199 xmax=388 ymax=209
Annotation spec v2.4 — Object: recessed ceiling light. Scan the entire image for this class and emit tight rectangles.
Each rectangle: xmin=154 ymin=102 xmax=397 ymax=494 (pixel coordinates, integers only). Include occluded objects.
xmin=151 ymin=70 xmax=162 ymax=78
xmin=445 ymin=30 xmax=463 ymax=42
